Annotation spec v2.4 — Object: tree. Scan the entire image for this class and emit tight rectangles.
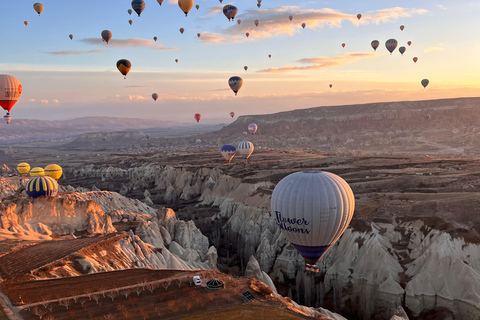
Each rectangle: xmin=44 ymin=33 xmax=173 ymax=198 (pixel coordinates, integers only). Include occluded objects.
xmin=162 ymin=281 xmax=170 ymax=291
xmin=176 ymin=278 xmax=183 ymax=288
xmin=103 ymin=314 xmax=115 ymax=320
xmin=107 ymin=291 xmax=117 ymax=301
xmin=116 ymin=303 xmax=126 ymax=312
xmin=146 ymin=282 xmax=157 ymax=293
xmin=59 ymin=299 xmax=71 ymax=310
xmin=135 ymin=286 xmax=143 ymax=296
xmin=120 ymin=289 xmax=131 ymax=299
xmin=91 ymin=294 xmax=100 ymax=304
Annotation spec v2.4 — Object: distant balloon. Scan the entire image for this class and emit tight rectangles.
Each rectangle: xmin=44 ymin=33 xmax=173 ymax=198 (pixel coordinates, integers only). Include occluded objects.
xmin=268 ymin=54 xmax=271 ymax=58
xmin=219 ymin=0 xmax=223 ymax=3
xmin=329 ymin=84 xmax=332 ymax=88
xmin=301 ymin=23 xmax=306 ymax=29
xmin=24 ymin=21 xmax=28 ymax=26
xmin=237 ymin=19 xmax=241 ymax=24
xmin=228 ymin=76 xmax=243 ymax=96
xmin=399 ymin=46 xmax=406 ymax=55
xmin=230 ymin=112 xmax=235 ymax=118
xmin=131 ymin=0 xmax=145 ymax=16
xmin=29 ymin=167 xmax=45 ymax=177
xmin=17 ymin=163 xmax=30 ymax=177
xmin=257 ymin=3 xmax=261 ymax=8
xmin=289 ymin=15 xmax=293 ymax=21
xmin=179 ymin=27 xmax=185 ymax=34
xmin=153 ymin=36 xmax=157 ymax=41
xmin=157 ymin=0 xmax=164 ymax=5
xmin=195 ymin=139 xmax=201 ymax=145
xmin=178 ymin=0 xmax=194 ymax=16
xmin=221 ymin=145 xmax=236 ymax=163
xmin=69 ymin=34 xmax=73 ymax=40
xmin=116 ymin=59 xmax=131 ymax=79
xmin=128 ymin=19 xmax=133 ymax=25
xmin=371 ymin=40 xmax=379 ymax=51
xmin=245 ymin=32 xmax=249 ymax=38
xmin=400 ymin=25 xmax=405 ymax=31
xmin=248 ymin=123 xmax=258 ymax=135
xmin=26 ymin=176 xmax=58 ymax=199
xmin=197 ymin=33 xmax=201 ymax=38
xmin=385 ymin=38 xmax=398 ymax=54
xmin=128 ymin=9 xmax=133 ymax=15
xmin=238 ymin=141 xmax=254 ymax=160
xmin=244 ymin=66 xmax=248 ymax=71
xmin=243 ymin=131 xmax=248 ymax=136
xmin=101 ymin=30 xmax=112 ymax=43
xmin=407 ymin=41 xmax=412 ymax=46
xmin=342 ymin=43 xmax=345 ymax=48
xmin=357 ymin=13 xmax=362 ymax=20
xmin=413 ymin=57 xmax=418 ymax=63
xmin=33 ymin=3 xmax=44 ymax=15
xmin=44 ymin=164 xmax=63 ymax=180
xmin=421 ymin=79 xmax=429 ymax=89
xmin=271 ymin=171 xmax=355 ymax=272
xmin=424 ymin=114 xmax=431 ymax=120
xmin=194 ymin=113 xmax=201 ymax=122
xmin=254 ymin=20 xmax=260 ymax=27
xmin=4 ymin=114 xmax=11 ymax=124
xmin=196 ymin=4 xmax=199 ymax=10
xmin=152 ymin=93 xmax=158 ymax=101
xmin=223 ymin=5 xmax=238 ymax=21
xmin=0 ymin=75 xmax=22 ymax=113
xmin=175 ymin=59 xmax=178 ymax=63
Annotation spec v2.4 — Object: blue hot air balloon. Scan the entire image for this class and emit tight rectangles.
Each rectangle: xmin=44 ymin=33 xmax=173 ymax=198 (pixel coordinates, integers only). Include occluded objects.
xmin=4 ymin=114 xmax=11 ymax=124
xmin=131 ymin=0 xmax=145 ymax=17
xmin=248 ymin=123 xmax=257 ymax=135
xmin=228 ymin=76 xmax=243 ymax=96
xmin=238 ymin=141 xmax=254 ymax=160
xmin=221 ymin=145 xmax=236 ymax=163
xmin=271 ymin=171 xmax=355 ymax=272
xmin=223 ymin=5 xmax=238 ymax=21
xmin=26 ymin=176 xmax=59 ymax=199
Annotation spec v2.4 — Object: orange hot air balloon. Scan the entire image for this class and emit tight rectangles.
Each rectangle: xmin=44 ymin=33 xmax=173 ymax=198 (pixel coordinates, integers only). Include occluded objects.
xmin=400 ymin=25 xmax=405 ymax=31
xmin=0 ymin=75 xmax=22 ymax=113
xmin=246 ymin=32 xmax=249 ymax=37
xmin=342 ymin=43 xmax=346 ymax=48
xmin=357 ymin=14 xmax=362 ymax=20
xmin=194 ymin=113 xmax=201 ymax=122
xmin=407 ymin=41 xmax=412 ymax=46
xmin=413 ymin=57 xmax=418 ymax=63
xmin=24 ymin=21 xmax=28 ymax=26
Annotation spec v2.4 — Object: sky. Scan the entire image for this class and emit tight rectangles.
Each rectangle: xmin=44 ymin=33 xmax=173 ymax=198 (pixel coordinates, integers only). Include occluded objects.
xmin=2 ymin=0 xmax=480 ymax=123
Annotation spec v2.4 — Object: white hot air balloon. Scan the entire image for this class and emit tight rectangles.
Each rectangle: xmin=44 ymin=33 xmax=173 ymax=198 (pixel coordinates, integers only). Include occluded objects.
xmin=221 ymin=145 xmax=236 ymax=163
xmin=238 ymin=141 xmax=254 ymax=161
xmin=271 ymin=171 xmax=355 ymax=272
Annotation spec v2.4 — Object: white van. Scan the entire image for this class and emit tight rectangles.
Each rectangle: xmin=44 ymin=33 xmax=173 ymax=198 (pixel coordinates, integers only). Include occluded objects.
xmin=193 ymin=276 xmax=202 ymax=286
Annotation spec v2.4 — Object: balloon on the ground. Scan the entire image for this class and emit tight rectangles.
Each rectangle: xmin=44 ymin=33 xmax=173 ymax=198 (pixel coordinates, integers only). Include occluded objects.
xmin=33 ymin=3 xmax=43 ymax=15
xmin=271 ymin=171 xmax=355 ymax=272
xmin=421 ymin=79 xmax=429 ymax=89
xmin=116 ymin=59 xmax=131 ymax=79
xmin=44 ymin=164 xmax=63 ymax=180
xmin=385 ymin=39 xmax=398 ymax=54
xmin=371 ymin=40 xmax=379 ymax=51
xmin=228 ymin=76 xmax=243 ymax=96
xmin=238 ymin=141 xmax=254 ymax=160
xmin=29 ymin=167 xmax=45 ymax=177
xmin=101 ymin=30 xmax=112 ymax=43
xmin=0 ymin=75 xmax=22 ymax=113
xmin=194 ymin=113 xmax=201 ymax=122
xmin=152 ymin=93 xmax=158 ymax=101
xmin=178 ymin=0 xmax=194 ymax=16
xmin=131 ymin=0 xmax=145 ymax=17
xmin=221 ymin=145 xmax=236 ymax=163
xmin=17 ymin=163 xmax=30 ymax=176
xmin=26 ymin=176 xmax=59 ymax=199
xmin=195 ymin=139 xmax=201 ymax=145
xmin=248 ymin=123 xmax=257 ymax=134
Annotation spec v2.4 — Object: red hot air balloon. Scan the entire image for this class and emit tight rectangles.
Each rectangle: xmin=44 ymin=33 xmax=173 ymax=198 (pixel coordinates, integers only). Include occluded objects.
xmin=230 ymin=112 xmax=235 ymax=118
xmin=197 ymin=33 xmax=201 ymax=38
xmin=24 ymin=21 xmax=28 ymax=26
xmin=237 ymin=19 xmax=241 ymax=24
xmin=246 ymin=32 xmax=249 ymax=38
xmin=194 ymin=113 xmax=201 ymax=122
xmin=407 ymin=41 xmax=412 ymax=46
xmin=175 ymin=59 xmax=178 ymax=63
xmin=342 ymin=43 xmax=346 ymax=48
xmin=0 ymin=75 xmax=22 ymax=114
xmin=357 ymin=14 xmax=362 ymax=20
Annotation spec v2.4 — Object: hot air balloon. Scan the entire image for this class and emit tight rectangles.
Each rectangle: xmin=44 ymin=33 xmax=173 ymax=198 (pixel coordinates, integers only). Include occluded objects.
xmin=221 ymin=145 xmax=236 ymax=163
xmin=243 ymin=131 xmax=248 ymax=137
xmin=302 ymin=23 xmax=306 ymax=29
xmin=400 ymin=25 xmax=405 ymax=31
xmin=230 ymin=112 xmax=235 ymax=118
xmin=128 ymin=9 xmax=133 ymax=15
xmin=175 ymin=59 xmax=178 ymax=63
xmin=69 ymin=34 xmax=73 ymax=40
xmin=44 ymin=164 xmax=63 ymax=180
xmin=248 ymin=123 xmax=257 ymax=135
xmin=157 ymin=0 xmax=164 ymax=5
xmin=196 ymin=4 xmax=199 ymax=10
xmin=131 ymin=0 xmax=145 ymax=16
xmin=385 ymin=39 xmax=398 ymax=54
xmin=178 ymin=0 xmax=194 ymax=17
xmin=289 ymin=15 xmax=293 ymax=21
xmin=228 ymin=76 xmax=243 ymax=96
xmin=152 ymin=93 xmax=158 ymax=101
xmin=128 ymin=19 xmax=133 ymax=25
xmin=329 ymin=84 xmax=332 ymax=88
xmin=399 ymin=46 xmax=406 ymax=55
xmin=116 ymin=59 xmax=131 ymax=79
xmin=195 ymin=139 xmax=201 ymax=145
xmin=219 ymin=0 xmax=223 ymax=2
xmin=180 ymin=28 xmax=185 ymax=34
xmin=0 ymin=75 xmax=22 ymax=114
xmin=254 ymin=20 xmax=260 ymax=27
xmin=30 ymin=167 xmax=45 ymax=177
xmin=153 ymin=36 xmax=157 ymax=42
xmin=342 ymin=43 xmax=346 ymax=48
xmin=237 ymin=19 xmax=241 ymax=24
xmin=33 ymin=3 xmax=43 ymax=15
xmin=257 ymin=3 xmax=261 ymax=8
xmin=424 ymin=114 xmax=431 ymax=120
xmin=421 ymin=79 xmax=429 ymax=89
xmin=357 ymin=14 xmax=362 ymax=20
xmin=407 ymin=41 xmax=412 ymax=46
xmin=4 ymin=114 xmax=11 ymax=124
xmin=242 ymin=66 xmax=248 ymax=72
xmin=271 ymin=171 xmax=355 ymax=273
xmin=197 ymin=33 xmax=201 ymax=38
xmin=238 ymin=141 xmax=254 ymax=160
xmin=223 ymin=5 xmax=238 ymax=21
xmin=17 ymin=163 xmax=30 ymax=177
xmin=268 ymin=54 xmax=271 ymax=58
xmin=245 ymin=32 xmax=249 ymax=38
xmin=26 ymin=176 xmax=58 ymax=199
xmin=371 ymin=40 xmax=379 ymax=51
xmin=101 ymin=30 xmax=112 ymax=43
xmin=194 ymin=113 xmax=201 ymax=122
xmin=24 ymin=21 xmax=28 ymax=26
xmin=413 ymin=57 xmax=418 ymax=63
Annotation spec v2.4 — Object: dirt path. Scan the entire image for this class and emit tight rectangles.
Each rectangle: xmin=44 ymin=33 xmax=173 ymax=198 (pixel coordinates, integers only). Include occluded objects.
xmin=0 ymin=293 xmax=23 ymax=320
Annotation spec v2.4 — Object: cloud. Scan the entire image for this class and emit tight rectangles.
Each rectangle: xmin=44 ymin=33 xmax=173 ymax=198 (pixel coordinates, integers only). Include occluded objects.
xmin=28 ymin=99 xmax=36 ymax=102
xmin=436 ymin=5 xmax=447 ymax=10
xmin=258 ymin=52 xmax=380 ymax=73
xmin=198 ymin=32 xmax=227 ymax=43
xmin=128 ymin=95 xmax=148 ymax=101
xmin=424 ymin=46 xmax=443 ymax=52
xmin=53 ymin=99 xmax=59 ymax=103
xmin=80 ymin=38 xmax=178 ymax=50
xmin=41 ymin=99 xmax=48 ymax=104
xmin=45 ymin=50 xmax=104 ymax=55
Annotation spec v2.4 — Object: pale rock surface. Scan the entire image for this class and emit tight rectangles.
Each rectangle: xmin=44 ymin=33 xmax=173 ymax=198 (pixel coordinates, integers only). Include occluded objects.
xmin=245 ymin=255 xmax=278 ymax=293
xmin=389 ymin=306 xmax=409 ymax=320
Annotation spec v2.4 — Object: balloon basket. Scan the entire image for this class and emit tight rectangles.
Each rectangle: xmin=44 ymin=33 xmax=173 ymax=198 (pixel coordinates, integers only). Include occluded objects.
xmin=305 ymin=264 xmax=319 ymax=273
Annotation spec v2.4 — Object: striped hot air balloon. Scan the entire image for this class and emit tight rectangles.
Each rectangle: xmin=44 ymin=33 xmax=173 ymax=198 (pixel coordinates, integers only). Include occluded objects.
xmin=44 ymin=164 xmax=63 ymax=180
xmin=238 ymin=141 xmax=254 ymax=160
xmin=385 ymin=39 xmax=398 ymax=54
xmin=26 ymin=176 xmax=59 ymax=199
xmin=17 ymin=163 xmax=30 ymax=177
xmin=29 ymin=167 xmax=45 ymax=177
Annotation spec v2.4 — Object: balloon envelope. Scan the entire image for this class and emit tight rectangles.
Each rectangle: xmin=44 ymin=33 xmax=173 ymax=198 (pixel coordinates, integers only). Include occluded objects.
xmin=24 ymin=21 xmax=28 ymax=26
xmin=228 ymin=76 xmax=243 ymax=96
xmin=180 ymin=28 xmax=185 ymax=34
xmin=196 ymin=4 xmax=199 ymax=9
xmin=400 ymin=25 xmax=405 ymax=31
xmin=399 ymin=46 xmax=406 ymax=55
xmin=128 ymin=19 xmax=133 ymax=25
xmin=407 ymin=41 xmax=412 ymax=46
xmin=131 ymin=0 xmax=145 ymax=16
xmin=128 ymin=9 xmax=133 ymax=15
xmin=116 ymin=59 xmax=131 ymax=78
xmin=33 ymin=3 xmax=44 ymax=15
xmin=101 ymin=30 xmax=112 ymax=43
xmin=157 ymin=0 xmax=164 ymax=5
xmin=342 ymin=43 xmax=345 ymax=48
xmin=29 ymin=167 xmax=45 ymax=177
xmin=254 ymin=20 xmax=259 ymax=27
xmin=244 ymin=66 xmax=248 ymax=71
xmin=69 ymin=34 xmax=73 ymax=40
xmin=26 ymin=176 xmax=59 ymax=199
xmin=413 ymin=57 xmax=418 ymax=63
xmin=223 ymin=5 xmax=238 ymax=21
xmin=194 ymin=113 xmax=201 ymax=122
xmin=357 ymin=14 xmax=362 ymax=19
xmin=153 ymin=36 xmax=157 ymax=41
xmin=178 ymin=0 xmax=194 ymax=16
xmin=221 ymin=145 xmax=236 ymax=163
xmin=421 ymin=79 xmax=429 ymax=88
xmin=17 ymin=162 xmax=30 ymax=176
xmin=237 ymin=19 xmax=241 ymax=24
xmin=0 ymin=75 xmax=22 ymax=113
xmin=230 ymin=112 xmax=235 ymax=118
xmin=302 ymin=23 xmax=306 ymax=29
xmin=271 ymin=171 xmax=355 ymax=267
xmin=152 ymin=93 xmax=158 ymax=101
xmin=371 ymin=40 xmax=379 ymax=51
xmin=329 ymin=84 xmax=332 ymax=88
xmin=248 ymin=123 xmax=257 ymax=134
xmin=238 ymin=141 xmax=254 ymax=160
xmin=44 ymin=164 xmax=63 ymax=180
xmin=385 ymin=39 xmax=398 ymax=54
xmin=289 ymin=15 xmax=293 ymax=21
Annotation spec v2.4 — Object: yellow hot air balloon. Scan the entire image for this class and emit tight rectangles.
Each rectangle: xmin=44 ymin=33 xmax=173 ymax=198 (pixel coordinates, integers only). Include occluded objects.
xmin=33 ymin=3 xmax=44 ymax=15
xmin=178 ymin=0 xmax=194 ymax=17
xmin=44 ymin=164 xmax=63 ymax=180
xmin=17 ymin=163 xmax=30 ymax=177
xmin=30 ymin=167 xmax=45 ymax=177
